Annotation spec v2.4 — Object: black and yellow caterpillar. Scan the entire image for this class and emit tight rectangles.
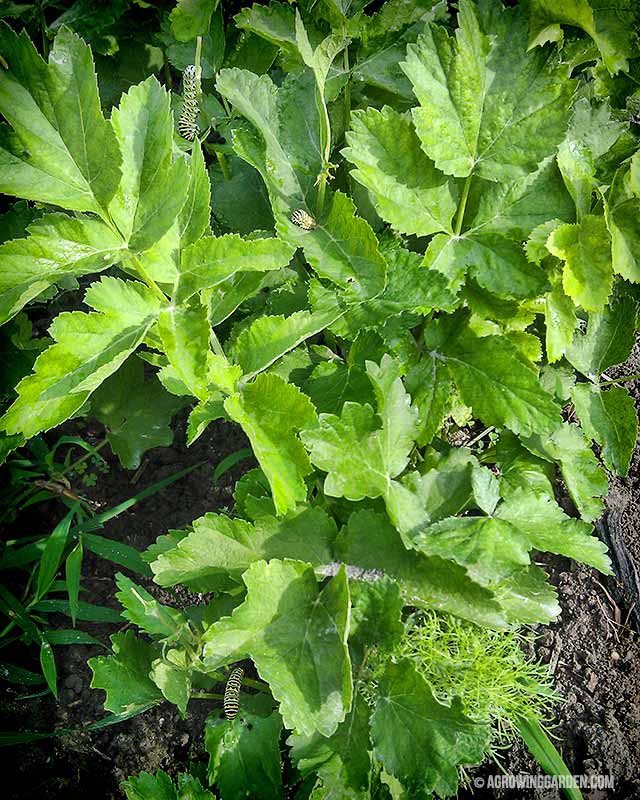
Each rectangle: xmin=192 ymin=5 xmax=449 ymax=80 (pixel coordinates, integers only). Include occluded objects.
xmin=291 ymin=209 xmax=317 ymax=230
xmin=223 ymin=667 xmax=244 ymax=720
xmin=178 ymin=64 xmax=199 ymax=142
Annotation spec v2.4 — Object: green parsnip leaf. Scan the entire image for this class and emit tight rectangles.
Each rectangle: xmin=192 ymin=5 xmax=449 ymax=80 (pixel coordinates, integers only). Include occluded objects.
xmin=571 ymin=383 xmax=637 ymax=476
xmin=0 ymin=277 xmax=161 ymax=438
xmin=496 ymin=487 xmax=612 ymax=572
xmin=89 ymin=630 xmax=162 ymax=714
xmin=606 ymin=152 xmax=640 ymax=283
xmin=528 ymin=0 xmax=637 ymax=75
xmin=150 ymin=506 xmax=336 ymax=589
xmin=401 ymin=0 xmax=573 ymax=182
xmin=289 ymin=694 xmax=371 ymax=800
xmin=115 ymin=573 xmax=187 ymax=639
xmin=336 ymin=511 xmax=508 ymax=628
xmin=286 ymin=191 xmax=388 ymax=302
xmin=525 ymin=423 xmax=608 ymax=521
xmin=566 ymin=294 xmax=638 ymax=379
xmin=0 ymin=23 xmax=121 ymax=214
xmin=301 ymin=356 xmax=418 ymax=502
xmin=158 ymin=299 xmax=211 ymax=401
xmin=0 ymin=213 xmax=123 ymax=326
xmin=546 ymin=215 xmax=613 ymax=311
xmin=440 ymin=328 xmax=561 ymax=437
xmin=343 ymin=105 xmax=458 ymax=237
xmin=171 ymin=0 xmax=219 ymax=41
xmin=232 ymin=304 xmax=343 ymax=378
xmin=415 ymin=516 xmax=531 ymax=586
xmin=225 ymin=374 xmax=317 ymax=515
xmin=175 ymin=234 xmax=295 ymax=303
xmin=557 ymin=98 xmax=624 ymax=219
xmin=371 ymin=659 xmax=490 ymax=797
xmin=109 ymin=76 xmax=189 ymax=254
xmin=205 ymin=709 xmax=283 ymax=800
xmin=91 ymin=359 xmax=183 ymax=469
xmin=203 ymin=559 xmax=352 ymax=738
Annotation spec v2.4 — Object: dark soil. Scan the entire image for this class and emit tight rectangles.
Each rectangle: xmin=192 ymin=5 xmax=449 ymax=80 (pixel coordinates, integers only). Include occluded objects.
xmin=462 ymin=347 xmax=640 ymax=800
xmin=0 ymin=413 xmax=252 ymax=799
xmin=2 ymin=365 xmax=640 ymax=799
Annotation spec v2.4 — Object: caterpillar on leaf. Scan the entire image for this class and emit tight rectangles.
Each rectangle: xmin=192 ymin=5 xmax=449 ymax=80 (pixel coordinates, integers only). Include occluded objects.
xmin=178 ymin=64 xmax=200 ymax=142
xmin=223 ymin=667 xmax=244 ymax=720
xmin=291 ymin=209 xmax=317 ymax=230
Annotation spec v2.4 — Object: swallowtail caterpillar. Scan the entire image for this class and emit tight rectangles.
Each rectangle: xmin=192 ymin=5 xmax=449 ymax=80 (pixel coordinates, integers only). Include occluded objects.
xmin=178 ymin=64 xmax=200 ymax=142
xmin=291 ymin=208 xmax=317 ymax=230
xmin=223 ymin=667 xmax=244 ymax=720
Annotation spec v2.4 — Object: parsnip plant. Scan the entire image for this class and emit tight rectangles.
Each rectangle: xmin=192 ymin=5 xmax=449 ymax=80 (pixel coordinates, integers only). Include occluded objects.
xmin=1 ymin=0 xmax=639 ymax=797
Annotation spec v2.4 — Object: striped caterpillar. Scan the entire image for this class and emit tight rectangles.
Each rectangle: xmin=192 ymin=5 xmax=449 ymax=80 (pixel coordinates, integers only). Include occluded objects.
xmin=178 ymin=64 xmax=199 ymax=142
xmin=291 ymin=208 xmax=317 ymax=230
xmin=223 ymin=667 xmax=244 ymax=720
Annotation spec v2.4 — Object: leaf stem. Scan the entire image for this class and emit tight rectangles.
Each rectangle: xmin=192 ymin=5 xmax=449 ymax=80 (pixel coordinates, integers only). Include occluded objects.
xmin=343 ymin=43 xmax=351 ymax=134
xmin=194 ymin=36 xmax=203 ymax=92
xmin=210 ymin=330 xmax=226 ymax=358
xmin=242 ymin=676 xmax=271 ymax=693
xmin=599 ymin=372 xmax=640 ymax=387
xmin=454 ymin=174 xmax=472 ymax=236
xmin=128 ymin=254 xmax=169 ymax=304
xmin=190 ymin=692 xmax=224 ymax=700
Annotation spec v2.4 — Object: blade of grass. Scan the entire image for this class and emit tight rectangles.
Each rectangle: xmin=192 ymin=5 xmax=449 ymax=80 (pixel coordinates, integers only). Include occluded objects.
xmin=75 ymin=461 xmax=205 ymax=534
xmin=36 ymin=505 xmax=77 ymax=602
xmin=516 ymin=714 xmax=583 ymax=800
xmin=212 ymin=448 xmax=252 ymax=486
xmin=32 ymin=599 xmax=122 ymax=624
xmin=65 ymin=539 xmax=83 ymax=626
xmin=0 ymin=661 xmax=45 ymax=686
xmin=81 ymin=533 xmax=151 ymax=576
xmin=0 ymin=702 xmax=158 ymax=746
xmin=39 ymin=641 xmax=57 ymax=697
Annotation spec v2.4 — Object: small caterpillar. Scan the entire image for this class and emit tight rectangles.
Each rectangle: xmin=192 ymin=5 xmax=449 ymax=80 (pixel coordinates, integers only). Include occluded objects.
xmin=223 ymin=667 xmax=244 ymax=720
xmin=178 ymin=64 xmax=200 ymax=142
xmin=291 ymin=209 xmax=317 ymax=230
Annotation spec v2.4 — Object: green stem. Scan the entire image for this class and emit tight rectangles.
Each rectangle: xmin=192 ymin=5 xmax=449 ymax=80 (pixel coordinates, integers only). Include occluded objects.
xmin=128 ymin=254 xmax=169 ymax=304
xmin=599 ymin=372 xmax=640 ymax=387
xmin=454 ymin=174 xmax=472 ymax=236
xmin=191 ymin=692 xmax=224 ymax=701
xmin=242 ymin=676 xmax=271 ymax=693
xmin=194 ymin=36 xmax=203 ymax=92
xmin=516 ymin=715 xmax=583 ymax=800
xmin=343 ymin=45 xmax=351 ymax=134
xmin=210 ymin=330 xmax=226 ymax=358
xmin=219 ymin=92 xmax=232 ymax=119
xmin=315 ymin=88 xmax=332 ymax=218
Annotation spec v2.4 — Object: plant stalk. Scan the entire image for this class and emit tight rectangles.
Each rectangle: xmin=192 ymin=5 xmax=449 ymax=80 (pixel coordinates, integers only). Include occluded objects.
xmin=454 ymin=174 xmax=472 ymax=236
xmin=128 ymin=254 xmax=169 ymax=304
xmin=599 ymin=372 xmax=640 ymax=387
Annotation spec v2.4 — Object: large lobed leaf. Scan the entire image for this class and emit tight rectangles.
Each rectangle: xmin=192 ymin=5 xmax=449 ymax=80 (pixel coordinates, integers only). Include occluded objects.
xmin=225 ymin=374 xmax=318 ymax=515
xmin=109 ymin=76 xmax=189 ymax=254
xmin=401 ymin=0 xmax=573 ymax=183
xmin=0 ymin=23 xmax=121 ymax=214
xmin=343 ymin=105 xmax=459 ymax=237
xmin=203 ymin=559 xmax=352 ymax=738
xmin=0 ymin=214 xmax=123 ymax=326
xmin=0 ymin=277 xmax=161 ymax=439
xmin=301 ymin=356 xmax=418 ymax=503
xmin=371 ymin=659 xmax=490 ymax=797
xmin=150 ymin=506 xmax=336 ymax=590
